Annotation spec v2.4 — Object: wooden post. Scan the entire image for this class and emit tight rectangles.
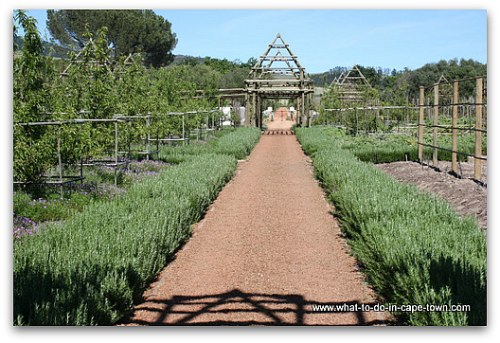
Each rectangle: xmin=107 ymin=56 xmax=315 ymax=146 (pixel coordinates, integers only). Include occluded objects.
xmin=306 ymin=93 xmax=313 ymax=127
xmin=418 ymin=86 xmax=425 ymax=163
xmin=182 ymin=113 xmax=185 ymax=145
xmin=57 ymin=127 xmax=63 ymax=198
xmin=451 ymin=81 xmax=459 ymax=174
xmin=259 ymin=97 xmax=263 ymax=129
xmin=354 ymin=108 xmax=359 ymax=136
xmin=299 ymin=95 xmax=303 ymax=126
xmin=302 ymin=92 xmax=307 ymax=127
xmin=156 ymin=127 xmax=159 ymax=156
xmin=252 ymin=93 xmax=256 ymax=127
xmin=80 ymin=159 xmax=83 ymax=184
xmin=206 ymin=113 xmax=209 ymax=139
xmin=114 ymin=121 xmax=118 ymax=186
xmin=256 ymin=96 xmax=261 ymax=129
xmin=433 ymin=83 xmax=439 ymax=167
xmin=296 ymin=96 xmax=301 ymax=126
xmin=245 ymin=93 xmax=250 ymax=127
xmin=474 ymin=77 xmax=483 ymax=180
xmin=127 ymin=122 xmax=131 ymax=159
xmin=196 ymin=112 xmax=200 ymax=142
xmin=146 ymin=115 xmax=150 ymax=161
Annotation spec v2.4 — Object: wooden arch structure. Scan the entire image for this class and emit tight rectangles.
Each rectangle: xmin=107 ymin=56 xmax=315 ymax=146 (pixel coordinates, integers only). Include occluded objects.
xmin=332 ymin=65 xmax=373 ymax=105
xmin=244 ymin=33 xmax=314 ymax=128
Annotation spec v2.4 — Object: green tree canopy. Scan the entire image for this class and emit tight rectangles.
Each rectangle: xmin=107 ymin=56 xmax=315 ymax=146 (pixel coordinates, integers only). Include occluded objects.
xmin=47 ymin=10 xmax=177 ymax=67
xmin=406 ymin=59 xmax=486 ymax=98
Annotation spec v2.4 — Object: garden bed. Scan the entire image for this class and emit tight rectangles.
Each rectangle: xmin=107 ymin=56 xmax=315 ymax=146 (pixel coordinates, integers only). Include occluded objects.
xmin=14 ymin=128 xmax=261 ymax=325
xmin=295 ymin=126 xmax=486 ymax=326
xmin=375 ymin=161 xmax=487 ymax=229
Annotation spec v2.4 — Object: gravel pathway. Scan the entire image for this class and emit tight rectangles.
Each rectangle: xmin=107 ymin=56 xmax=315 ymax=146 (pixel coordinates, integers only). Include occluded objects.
xmin=126 ymin=121 xmax=386 ymax=326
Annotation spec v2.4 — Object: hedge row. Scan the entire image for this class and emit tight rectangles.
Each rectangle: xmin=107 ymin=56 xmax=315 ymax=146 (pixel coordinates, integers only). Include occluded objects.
xmin=313 ymin=127 xmax=482 ymax=164
xmin=295 ymin=127 xmax=486 ymax=326
xmin=14 ymin=128 xmax=262 ymax=325
xmin=158 ymin=127 xmax=262 ymax=163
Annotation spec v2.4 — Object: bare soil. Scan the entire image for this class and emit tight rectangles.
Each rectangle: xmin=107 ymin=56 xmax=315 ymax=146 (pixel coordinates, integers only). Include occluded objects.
xmin=375 ymin=161 xmax=487 ymax=229
xmin=125 ymin=120 xmax=387 ymax=326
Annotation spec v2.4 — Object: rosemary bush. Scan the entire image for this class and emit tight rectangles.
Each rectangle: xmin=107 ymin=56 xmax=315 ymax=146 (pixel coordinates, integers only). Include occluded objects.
xmin=296 ymin=127 xmax=486 ymax=326
xmin=14 ymin=154 xmax=237 ymax=325
xmin=158 ymin=127 xmax=261 ymax=163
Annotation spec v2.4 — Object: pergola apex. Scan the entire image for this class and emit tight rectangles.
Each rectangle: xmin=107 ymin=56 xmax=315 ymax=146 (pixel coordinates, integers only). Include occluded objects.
xmin=332 ymin=65 xmax=374 ymax=104
xmin=244 ymin=34 xmax=313 ymax=128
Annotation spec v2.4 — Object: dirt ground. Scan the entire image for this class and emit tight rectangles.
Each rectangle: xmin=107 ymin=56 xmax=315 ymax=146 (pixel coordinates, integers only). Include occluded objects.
xmin=375 ymin=161 xmax=487 ymax=229
xmin=125 ymin=119 xmax=387 ymax=326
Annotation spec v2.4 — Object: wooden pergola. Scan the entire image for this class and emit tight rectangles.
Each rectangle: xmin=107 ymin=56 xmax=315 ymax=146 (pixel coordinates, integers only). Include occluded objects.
xmin=244 ymin=34 xmax=314 ymax=128
xmin=333 ymin=65 xmax=373 ymax=105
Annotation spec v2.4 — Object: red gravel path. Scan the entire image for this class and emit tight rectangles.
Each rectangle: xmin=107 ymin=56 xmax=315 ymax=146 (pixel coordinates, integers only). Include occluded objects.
xmin=126 ymin=121 xmax=386 ymax=326
xmin=274 ymin=107 xmax=290 ymax=121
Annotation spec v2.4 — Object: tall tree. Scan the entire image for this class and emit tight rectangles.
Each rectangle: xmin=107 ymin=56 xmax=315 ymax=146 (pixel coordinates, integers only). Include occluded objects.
xmin=46 ymin=10 xmax=177 ymax=67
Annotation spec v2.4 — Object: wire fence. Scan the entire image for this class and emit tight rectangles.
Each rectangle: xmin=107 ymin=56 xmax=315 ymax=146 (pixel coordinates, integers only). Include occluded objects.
xmin=14 ymin=109 xmax=224 ymax=196
xmin=319 ymin=76 xmax=487 ymax=183
xmin=417 ymin=76 xmax=487 ymax=181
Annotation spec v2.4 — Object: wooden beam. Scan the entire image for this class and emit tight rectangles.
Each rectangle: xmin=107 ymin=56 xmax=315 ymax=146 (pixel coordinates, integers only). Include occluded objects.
xmin=418 ymin=86 xmax=425 ymax=162
xmin=433 ymin=83 xmax=439 ymax=167
xmin=474 ymin=77 xmax=483 ymax=180
xmin=451 ymin=80 xmax=459 ymax=173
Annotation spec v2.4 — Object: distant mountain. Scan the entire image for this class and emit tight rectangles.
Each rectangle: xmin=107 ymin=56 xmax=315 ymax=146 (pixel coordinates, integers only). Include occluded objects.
xmin=171 ymin=54 xmax=205 ymax=65
xmin=14 ymin=35 xmax=74 ymax=59
xmin=309 ymin=67 xmax=349 ymax=87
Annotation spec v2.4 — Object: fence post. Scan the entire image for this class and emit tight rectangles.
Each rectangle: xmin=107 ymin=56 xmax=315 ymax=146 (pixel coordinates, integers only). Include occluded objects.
xmin=196 ymin=112 xmax=200 ymax=141
xmin=474 ymin=77 xmax=483 ymax=180
xmin=146 ymin=115 xmax=150 ymax=161
xmin=114 ymin=121 xmax=118 ymax=186
xmin=206 ymin=112 xmax=209 ymax=139
xmin=354 ymin=108 xmax=359 ymax=136
xmin=452 ymin=80 xmax=459 ymax=174
xmin=418 ymin=86 xmax=424 ymax=162
xmin=57 ymin=126 xmax=63 ymax=198
xmin=433 ymin=83 xmax=439 ymax=167
xmin=156 ymin=127 xmax=159 ymax=155
xmin=182 ymin=113 xmax=186 ymax=146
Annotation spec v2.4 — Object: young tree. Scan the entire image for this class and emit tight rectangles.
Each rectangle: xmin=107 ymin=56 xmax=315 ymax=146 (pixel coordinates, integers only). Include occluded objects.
xmin=13 ymin=11 xmax=56 ymax=181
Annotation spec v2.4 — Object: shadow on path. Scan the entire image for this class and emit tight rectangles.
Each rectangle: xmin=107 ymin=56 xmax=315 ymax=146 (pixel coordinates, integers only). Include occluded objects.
xmin=126 ymin=288 xmax=387 ymax=326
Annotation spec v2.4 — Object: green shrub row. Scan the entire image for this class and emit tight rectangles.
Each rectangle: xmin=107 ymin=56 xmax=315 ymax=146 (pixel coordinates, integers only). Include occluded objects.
xmin=295 ymin=127 xmax=486 ymax=326
xmin=212 ymin=127 xmax=262 ymax=160
xmin=158 ymin=127 xmax=261 ymax=163
xmin=311 ymin=126 xmax=485 ymax=164
xmin=14 ymin=153 xmax=238 ymax=325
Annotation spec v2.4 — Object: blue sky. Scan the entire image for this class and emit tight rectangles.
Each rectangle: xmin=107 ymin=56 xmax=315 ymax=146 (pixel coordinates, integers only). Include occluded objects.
xmin=21 ymin=9 xmax=487 ymax=73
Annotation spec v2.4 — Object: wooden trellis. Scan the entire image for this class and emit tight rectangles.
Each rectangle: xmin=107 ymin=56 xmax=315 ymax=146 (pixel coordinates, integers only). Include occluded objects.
xmin=245 ymin=33 xmax=314 ymax=128
xmin=60 ymin=37 xmax=113 ymax=77
xmin=13 ymin=109 xmax=223 ymax=196
xmin=333 ymin=65 xmax=375 ymax=105
xmin=417 ymin=76 xmax=487 ymax=183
